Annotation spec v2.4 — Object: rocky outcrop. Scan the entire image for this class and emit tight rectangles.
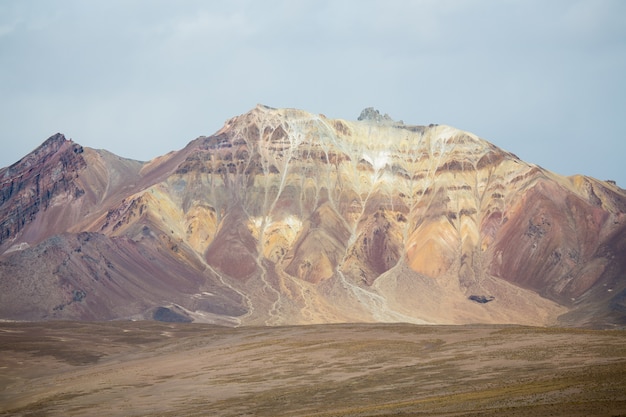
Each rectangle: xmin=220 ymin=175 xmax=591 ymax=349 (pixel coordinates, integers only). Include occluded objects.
xmin=357 ymin=107 xmax=396 ymax=124
xmin=0 ymin=105 xmax=624 ymax=327
xmin=0 ymin=134 xmax=86 ymax=245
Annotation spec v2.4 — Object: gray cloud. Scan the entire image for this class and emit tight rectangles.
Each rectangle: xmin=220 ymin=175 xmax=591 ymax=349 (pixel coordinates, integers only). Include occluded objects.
xmin=1 ymin=0 xmax=625 ymax=186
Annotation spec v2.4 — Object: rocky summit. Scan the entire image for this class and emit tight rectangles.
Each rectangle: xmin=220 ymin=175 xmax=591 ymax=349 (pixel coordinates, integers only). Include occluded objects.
xmin=1 ymin=105 xmax=625 ymax=327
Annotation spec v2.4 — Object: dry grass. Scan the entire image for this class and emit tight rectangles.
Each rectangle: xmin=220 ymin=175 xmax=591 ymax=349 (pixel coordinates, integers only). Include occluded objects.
xmin=0 ymin=322 xmax=625 ymax=416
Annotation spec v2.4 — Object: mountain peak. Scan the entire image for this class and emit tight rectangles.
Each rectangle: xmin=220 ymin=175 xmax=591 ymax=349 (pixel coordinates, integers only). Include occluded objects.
xmin=0 ymin=133 xmax=87 ymax=247
xmin=1 ymin=133 xmax=81 ymax=178
xmin=28 ymin=132 xmax=72 ymax=158
xmin=357 ymin=107 xmax=398 ymax=124
xmin=42 ymin=132 xmax=68 ymax=146
xmin=1 ymin=106 xmax=625 ymax=328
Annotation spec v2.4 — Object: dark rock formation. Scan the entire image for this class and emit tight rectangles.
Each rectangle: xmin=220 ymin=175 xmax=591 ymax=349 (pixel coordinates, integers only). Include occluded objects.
xmin=153 ymin=306 xmax=193 ymax=323
xmin=0 ymin=134 xmax=86 ymax=245
xmin=357 ymin=107 xmax=396 ymax=123
xmin=469 ymin=295 xmax=495 ymax=304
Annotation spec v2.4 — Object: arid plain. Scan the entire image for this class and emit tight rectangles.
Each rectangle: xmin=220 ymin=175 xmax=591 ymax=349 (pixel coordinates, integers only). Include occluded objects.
xmin=1 ymin=321 xmax=625 ymax=416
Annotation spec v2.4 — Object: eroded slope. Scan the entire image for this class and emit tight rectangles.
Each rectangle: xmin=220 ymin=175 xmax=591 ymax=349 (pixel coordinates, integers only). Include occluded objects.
xmin=1 ymin=105 xmax=624 ymax=326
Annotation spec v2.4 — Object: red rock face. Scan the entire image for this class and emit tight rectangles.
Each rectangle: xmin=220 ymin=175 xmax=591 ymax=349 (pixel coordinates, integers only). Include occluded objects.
xmin=205 ymin=207 xmax=259 ymax=280
xmin=0 ymin=106 xmax=624 ymax=327
xmin=487 ymin=177 xmax=626 ymax=325
xmin=0 ymin=134 xmax=86 ymax=245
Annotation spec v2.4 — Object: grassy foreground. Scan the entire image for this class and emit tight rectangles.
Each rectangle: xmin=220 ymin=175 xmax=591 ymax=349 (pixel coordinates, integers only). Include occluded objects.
xmin=1 ymin=321 xmax=625 ymax=416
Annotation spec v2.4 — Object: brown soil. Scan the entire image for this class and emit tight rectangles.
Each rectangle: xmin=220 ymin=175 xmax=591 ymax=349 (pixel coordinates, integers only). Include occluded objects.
xmin=1 ymin=321 xmax=625 ymax=416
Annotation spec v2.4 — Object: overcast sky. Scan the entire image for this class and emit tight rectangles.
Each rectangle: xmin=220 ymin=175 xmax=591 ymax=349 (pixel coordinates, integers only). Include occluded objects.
xmin=1 ymin=0 xmax=625 ymax=186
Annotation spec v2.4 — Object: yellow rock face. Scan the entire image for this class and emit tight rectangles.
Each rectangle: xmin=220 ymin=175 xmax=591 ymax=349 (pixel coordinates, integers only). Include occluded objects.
xmin=249 ymin=215 xmax=302 ymax=263
xmin=406 ymin=217 xmax=458 ymax=277
xmin=185 ymin=205 xmax=218 ymax=254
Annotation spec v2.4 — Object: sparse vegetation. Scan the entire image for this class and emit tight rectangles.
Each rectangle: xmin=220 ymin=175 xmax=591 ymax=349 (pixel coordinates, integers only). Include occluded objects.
xmin=0 ymin=322 xmax=625 ymax=416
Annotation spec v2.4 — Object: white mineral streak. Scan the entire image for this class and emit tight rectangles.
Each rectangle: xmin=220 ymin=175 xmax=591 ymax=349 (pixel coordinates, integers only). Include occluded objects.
xmin=152 ymin=105 xmax=567 ymax=325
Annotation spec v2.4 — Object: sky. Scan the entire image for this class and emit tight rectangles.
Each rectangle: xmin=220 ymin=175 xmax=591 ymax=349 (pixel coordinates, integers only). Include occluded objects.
xmin=1 ymin=0 xmax=625 ymax=186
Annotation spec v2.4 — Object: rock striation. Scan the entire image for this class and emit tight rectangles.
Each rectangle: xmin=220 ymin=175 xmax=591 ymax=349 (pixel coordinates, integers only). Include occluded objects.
xmin=1 ymin=105 xmax=625 ymax=327
xmin=0 ymin=134 xmax=86 ymax=245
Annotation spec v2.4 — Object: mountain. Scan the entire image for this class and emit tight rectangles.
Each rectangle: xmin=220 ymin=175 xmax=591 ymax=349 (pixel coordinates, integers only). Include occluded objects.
xmin=1 ymin=105 xmax=625 ymax=327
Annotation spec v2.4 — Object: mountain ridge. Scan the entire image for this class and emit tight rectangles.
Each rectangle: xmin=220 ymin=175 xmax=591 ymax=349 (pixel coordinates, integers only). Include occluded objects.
xmin=1 ymin=105 xmax=624 ymax=327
